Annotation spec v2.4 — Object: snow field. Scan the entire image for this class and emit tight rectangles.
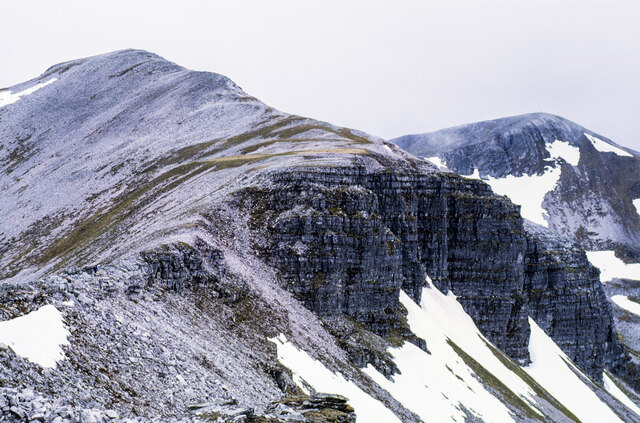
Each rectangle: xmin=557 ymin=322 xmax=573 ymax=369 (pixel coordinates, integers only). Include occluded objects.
xmin=546 ymin=139 xmax=580 ymax=166
xmin=269 ymin=334 xmax=401 ymax=423
xmin=525 ymin=317 xmax=623 ymax=422
xmin=603 ymin=372 xmax=640 ymax=416
xmin=272 ymin=276 xmax=639 ymax=422
xmin=425 ymin=156 xmax=448 ymax=170
xmin=0 ymin=78 xmax=57 ymax=107
xmin=585 ymin=133 xmax=633 ymax=157
xmin=466 ymin=166 xmax=561 ymax=227
xmin=611 ymin=295 xmax=640 ymax=317
xmin=633 ymin=199 xmax=640 ymax=216
xmin=364 ymin=278 xmax=543 ymax=422
xmin=586 ymin=250 xmax=640 ymax=282
xmin=0 ymin=304 xmax=70 ymax=368
xmin=462 ymin=139 xmax=580 ymax=227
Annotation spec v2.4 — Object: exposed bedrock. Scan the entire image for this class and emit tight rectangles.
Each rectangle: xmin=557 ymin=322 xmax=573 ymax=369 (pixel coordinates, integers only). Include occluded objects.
xmin=242 ymin=166 xmax=626 ymax=381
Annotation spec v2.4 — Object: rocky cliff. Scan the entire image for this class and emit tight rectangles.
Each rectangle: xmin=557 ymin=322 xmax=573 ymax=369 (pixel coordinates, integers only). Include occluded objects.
xmin=243 ymin=164 xmax=626 ymax=381
xmin=1 ymin=51 xmax=639 ymax=422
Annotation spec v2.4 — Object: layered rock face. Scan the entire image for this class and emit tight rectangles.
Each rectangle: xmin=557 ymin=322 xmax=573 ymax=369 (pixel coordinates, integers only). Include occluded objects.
xmin=523 ymin=223 xmax=625 ymax=378
xmin=245 ymin=165 xmax=623 ymax=379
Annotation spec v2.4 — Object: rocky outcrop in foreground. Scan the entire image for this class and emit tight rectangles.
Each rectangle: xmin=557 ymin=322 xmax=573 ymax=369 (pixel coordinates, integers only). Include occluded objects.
xmin=0 ymin=387 xmax=355 ymax=423
xmin=189 ymin=393 xmax=356 ymax=422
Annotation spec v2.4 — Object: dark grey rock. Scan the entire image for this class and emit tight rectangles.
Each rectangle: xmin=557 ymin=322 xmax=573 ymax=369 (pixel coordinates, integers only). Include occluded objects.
xmin=245 ymin=165 xmax=627 ymax=380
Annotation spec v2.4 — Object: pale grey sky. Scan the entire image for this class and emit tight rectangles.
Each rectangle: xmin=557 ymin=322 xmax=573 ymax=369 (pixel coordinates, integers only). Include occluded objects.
xmin=1 ymin=0 xmax=639 ymax=148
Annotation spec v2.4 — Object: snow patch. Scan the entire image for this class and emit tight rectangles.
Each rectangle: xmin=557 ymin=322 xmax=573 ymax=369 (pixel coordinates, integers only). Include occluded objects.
xmin=633 ymin=199 xmax=640 ymax=216
xmin=603 ymin=372 xmax=640 ymax=416
xmin=0 ymin=305 xmax=70 ymax=368
xmin=465 ymin=168 xmax=481 ymax=180
xmin=363 ymin=279 xmax=541 ymax=422
xmin=586 ymin=250 xmax=640 ymax=282
xmin=269 ymin=334 xmax=401 ymax=423
xmin=467 ymin=167 xmax=561 ymax=227
xmin=611 ymin=295 xmax=640 ymax=317
xmin=525 ymin=318 xmax=623 ymax=422
xmin=425 ymin=156 xmax=448 ymax=170
xmin=0 ymin=78 xmax=57 ymax=107
xmin=547 ymin=139 xmax=580 ymax=166
xmin=383 ymin=145 xmax=393 ymax=153
xmin=585 ymin=133 xmax=632 ymax=157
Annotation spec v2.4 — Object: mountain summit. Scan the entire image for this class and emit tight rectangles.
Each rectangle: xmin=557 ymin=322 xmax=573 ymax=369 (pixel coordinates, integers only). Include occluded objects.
xmin=2 ymin=52 xmax=640 ymax=422
xmin=392 ymin=113 xmax=640 ymax=252
xmin=0 ymin=49 xmax=407 ymax=284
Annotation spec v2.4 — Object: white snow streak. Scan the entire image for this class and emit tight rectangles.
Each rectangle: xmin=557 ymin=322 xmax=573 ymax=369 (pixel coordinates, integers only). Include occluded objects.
xmin=586 ymin=250 xmax=640 ymax=282
xmin=547 ymin=139 xmax=580 ymax=166
xmin=525 ymin=318 xmax=623 ymax=423
xmin=269 ymin=334 xmax=401 ymax=423
xmin=425 ymin=156 xmax=448 ymax=170
xmin=0 ymin=78 xmax=57 ymax=107
xmin=611 ymin=295 xmax=640 ymax=317
xmin=633 ymin=199 xmax=640 ymax=216
xmin=363 ymin=278 xmax=541 ymax=422
xmin=0 ymin=305 xmax=70 ymax=368
xmin=603 ymin=372 xmax=640 ymax=416
xmin=585 ymin=133 xmax=633 ymax=157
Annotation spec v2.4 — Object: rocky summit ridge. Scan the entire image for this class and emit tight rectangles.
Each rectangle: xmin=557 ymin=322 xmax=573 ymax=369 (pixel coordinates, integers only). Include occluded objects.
xmin=1 ymin=50 xmax=640 ymax=422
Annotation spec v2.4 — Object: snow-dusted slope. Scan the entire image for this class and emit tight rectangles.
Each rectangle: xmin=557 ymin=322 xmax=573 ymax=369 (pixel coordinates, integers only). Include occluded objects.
xmin=0 ymin=49 xmax=405 ymax=284
xmin=392 ymin=113 xmax=640 ymax=252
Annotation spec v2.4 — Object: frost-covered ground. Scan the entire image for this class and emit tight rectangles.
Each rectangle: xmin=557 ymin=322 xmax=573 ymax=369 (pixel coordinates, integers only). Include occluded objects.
xmin=2 ymin=50 xmax=640 ymax=422
xmin=0 ymin=304 xmax=69 ymax=368
xmin=0 ymin=49 xmax=406 ymax=285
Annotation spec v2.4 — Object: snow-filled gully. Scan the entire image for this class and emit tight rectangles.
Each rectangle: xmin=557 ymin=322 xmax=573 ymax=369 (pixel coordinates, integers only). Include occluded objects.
xmin=271 ymin=276 xmax=638 ymax=422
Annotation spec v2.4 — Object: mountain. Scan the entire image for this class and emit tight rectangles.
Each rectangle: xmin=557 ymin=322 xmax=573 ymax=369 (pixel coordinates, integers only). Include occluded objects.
xmin=1 ymin=51 xmax=640 ymax=422
xmin=392 ymin=113 xmax=640 ymax=254
xmin=392 ymin=112 xmax=640 ymax=413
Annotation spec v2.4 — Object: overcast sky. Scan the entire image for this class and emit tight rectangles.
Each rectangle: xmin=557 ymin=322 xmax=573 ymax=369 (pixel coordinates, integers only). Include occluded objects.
xmin=1 ymin=0 xmax=639 ymax=148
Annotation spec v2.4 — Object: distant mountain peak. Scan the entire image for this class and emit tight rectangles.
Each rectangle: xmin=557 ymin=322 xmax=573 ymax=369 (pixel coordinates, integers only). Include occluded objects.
xmin=391 ymin=114 xmax=640 ymax=251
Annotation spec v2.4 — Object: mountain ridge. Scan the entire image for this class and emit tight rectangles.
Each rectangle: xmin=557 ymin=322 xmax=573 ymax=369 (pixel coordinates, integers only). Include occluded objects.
xmin=1 ymin=50 xmax=639 ymax=422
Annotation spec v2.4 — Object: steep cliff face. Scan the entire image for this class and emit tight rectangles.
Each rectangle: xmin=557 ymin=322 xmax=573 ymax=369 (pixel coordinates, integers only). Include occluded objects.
xmin=244 ymin=165 xmax=624 ymax=380
xmin=391 ymin=113 xmax=640 ymax=252
xmin=522 ymin=222 xmax=626 ymax=378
